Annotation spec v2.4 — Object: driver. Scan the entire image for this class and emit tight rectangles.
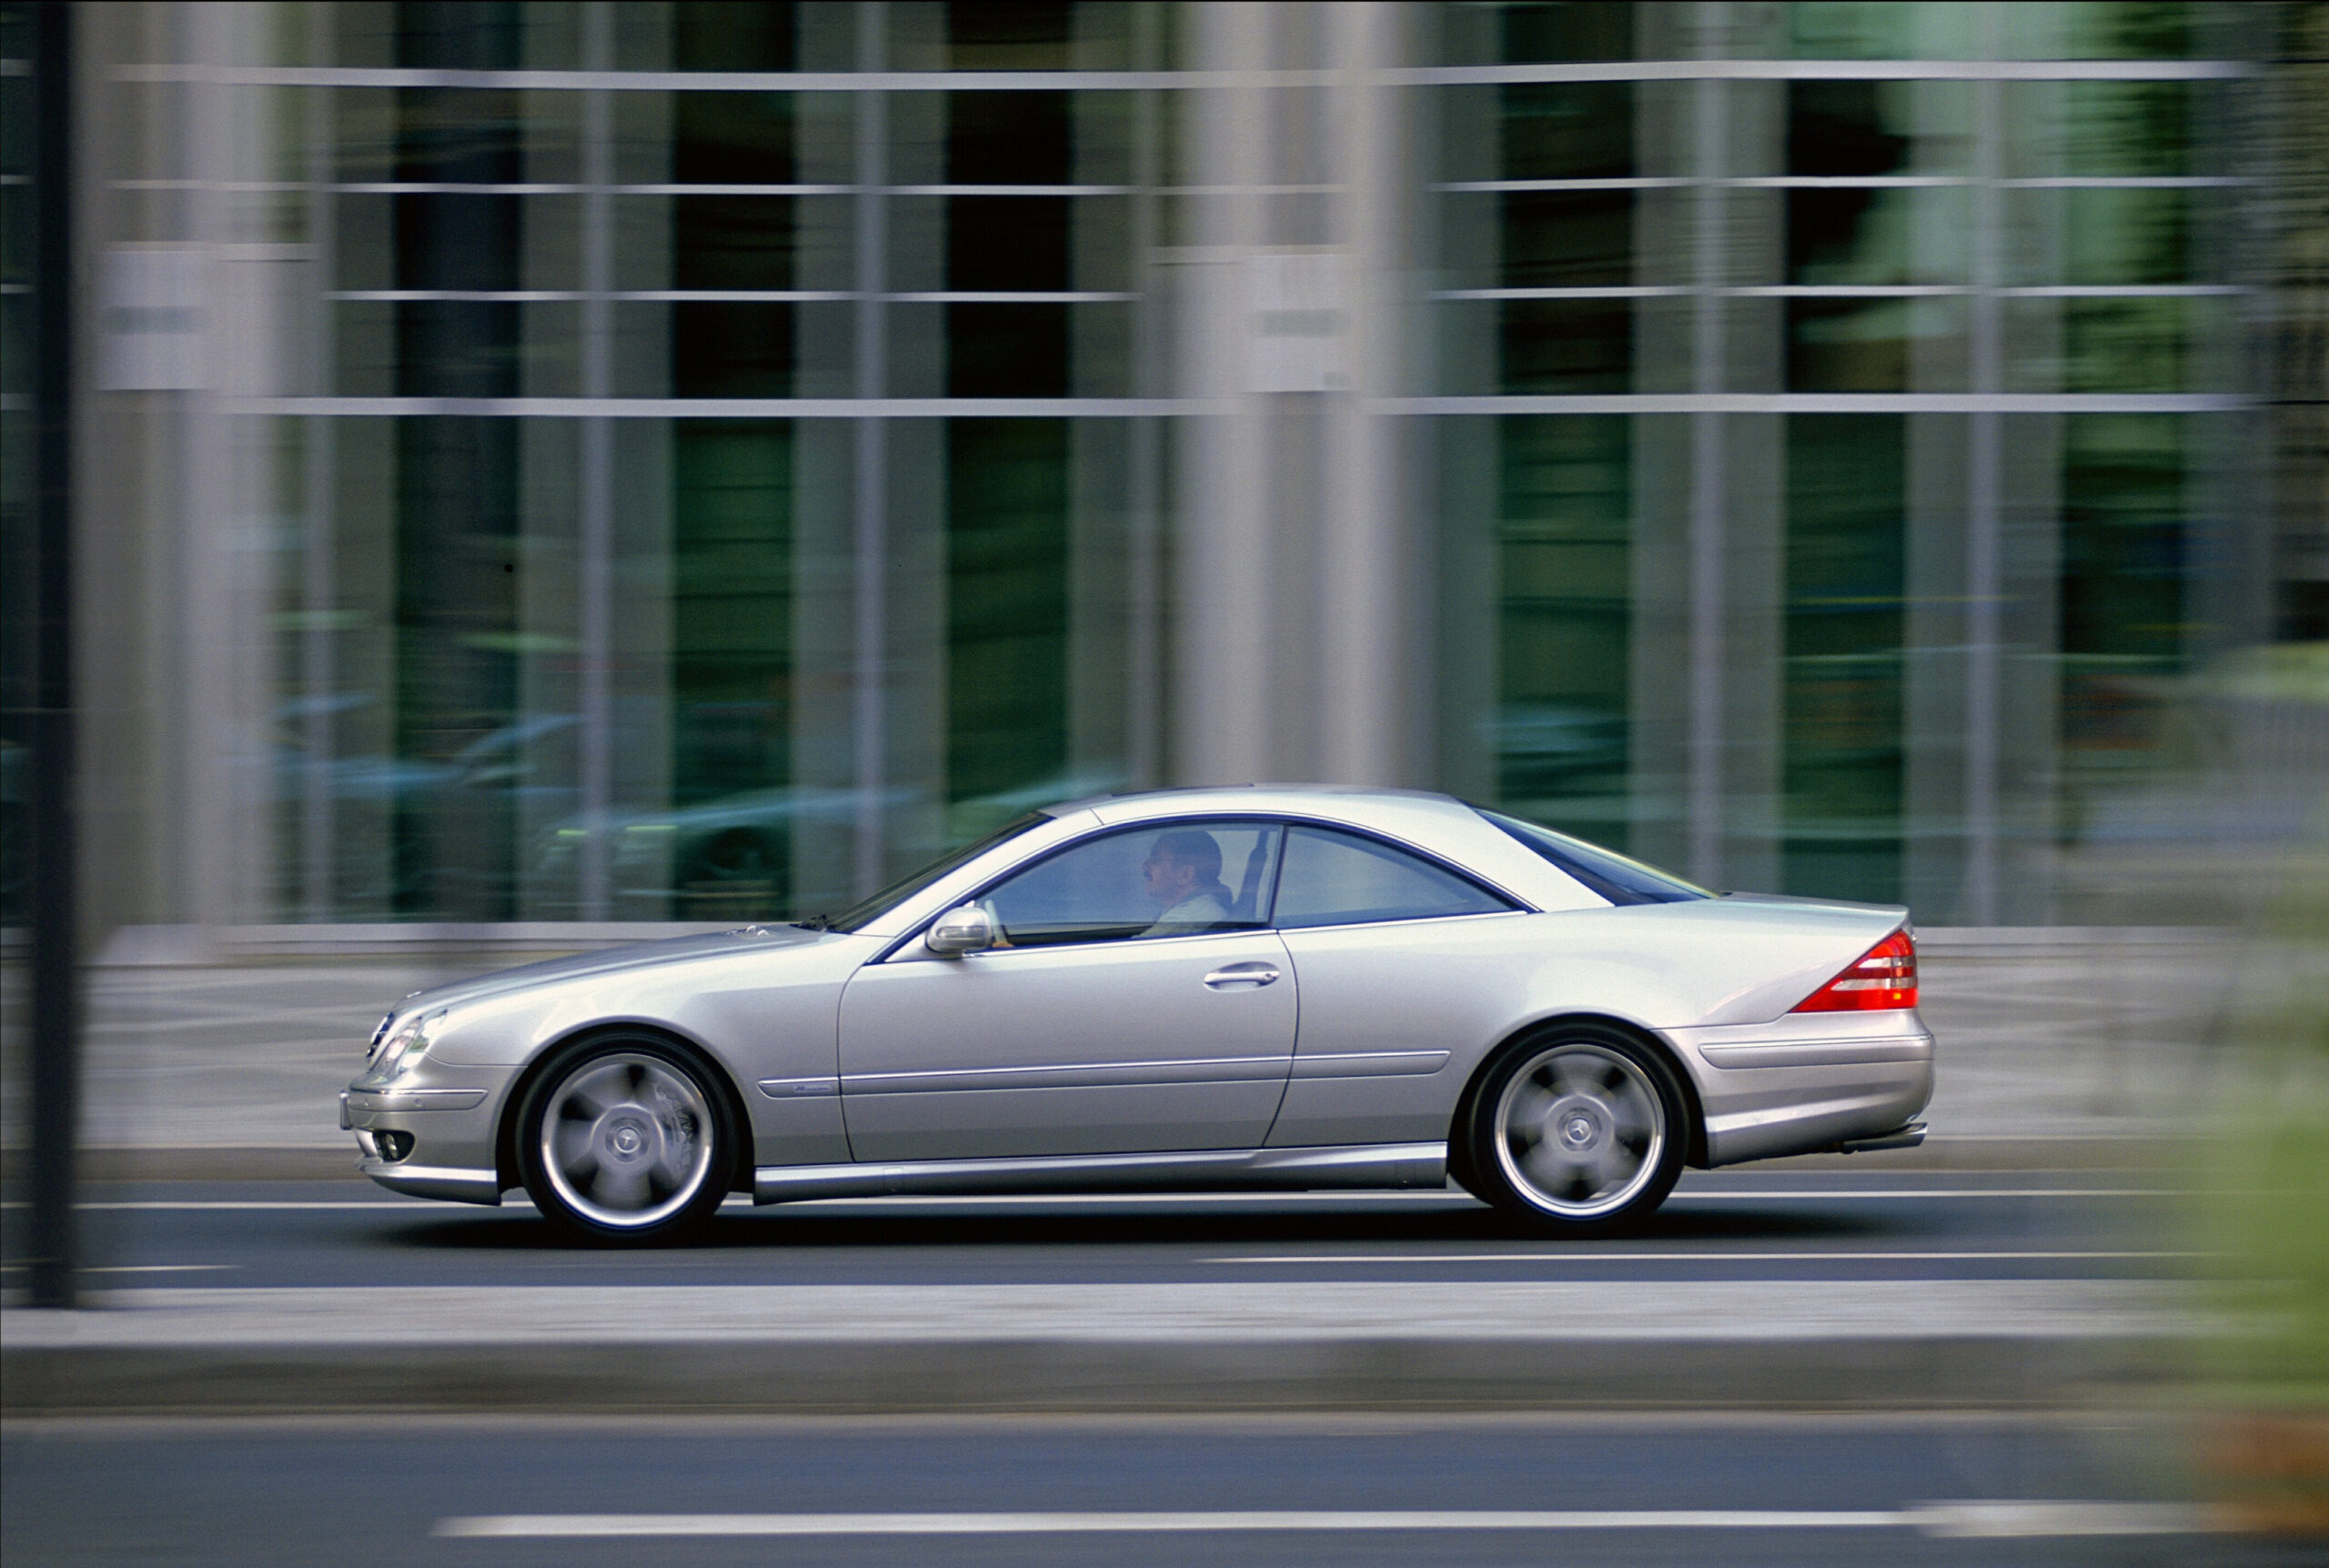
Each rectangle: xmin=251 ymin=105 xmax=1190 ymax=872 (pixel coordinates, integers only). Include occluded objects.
xmin=1141 ymin=829 xmax=1233 ymax=936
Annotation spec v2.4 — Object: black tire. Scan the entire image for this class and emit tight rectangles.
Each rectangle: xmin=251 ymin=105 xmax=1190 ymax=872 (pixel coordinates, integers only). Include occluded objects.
xmin=1461 ymin=1023 xmax=1688 ymax=1236
xmin=515 ymin=1033 xmax=739 ymax=1244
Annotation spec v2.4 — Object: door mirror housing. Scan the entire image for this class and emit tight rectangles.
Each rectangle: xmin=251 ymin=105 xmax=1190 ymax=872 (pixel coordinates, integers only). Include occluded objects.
xmin=925 ymin=902 xmax=995 ymax=956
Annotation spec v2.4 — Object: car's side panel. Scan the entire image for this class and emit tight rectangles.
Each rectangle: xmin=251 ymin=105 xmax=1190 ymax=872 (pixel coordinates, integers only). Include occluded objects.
xmin=420 ymin=936 xmax=878 ymax=1169
xmin=1267 ymin=912 xmax=1539 ymax=1146
xmin=837 ymin=931 xmax=1297 ymax=1161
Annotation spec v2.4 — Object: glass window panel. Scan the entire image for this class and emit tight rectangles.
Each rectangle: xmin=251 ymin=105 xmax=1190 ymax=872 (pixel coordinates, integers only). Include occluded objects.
xmin=666 ymin=421 xmax=794 ymax=920
xmin=673 ymin=302 xmax=795 ymax=397
xmin=391 ymin=417 xmax=523 ymax=918
xmin=2054 ymin=3 xmax=2198 ymax=61
xmin=1788 ymin=297 xmax=1965 ymax=393
xmin=2062 ymin=297 xmax=2213 ymax=394
xmin=2062 ymin=188 xmax=2191 ymax=286
xmin=948 ymin=3 xmax=1074 ymax=72
xmin=1274 ymin=827 xmax=1514 ymax=930
xmin=1787 ymin=2 xmax=1972 ymax=59
xmin=2063 ymin=81 xmax=2193 ymax=176
xmin=1788 ymin=81 xmax=1911 ymax=178
xmin=948 ymin=89 xmax=1071 ymax=185
xmin=1501 ymin=83 xmax=1634 ymax=181
xmin=2055 ymin=417 xmax=2197 ymax=844
xmin=948 ymin=419 xmax=1070 ymax=835
xmin=984 ymin=820 xmax=1281 ymax=947
xmin=1500 ymin=2 xmax=1635 ymax=64
xmin=672 ymin=196 xmax=797 ymax=289
xmin=674 ymin=3 xmax=797 ymax=72
xmin=1500 ymin=299 xmax=1631 ymax=394
xmin=949 ymin=196 xmax=1071 ymax=292
xmin=1502 ymin=190 xmax=1633 ymax=288
xmin=1784 ymin=416 xmax=1907 ymax=905
xmin=1495 ymin=417 xmax=1631 ymax=846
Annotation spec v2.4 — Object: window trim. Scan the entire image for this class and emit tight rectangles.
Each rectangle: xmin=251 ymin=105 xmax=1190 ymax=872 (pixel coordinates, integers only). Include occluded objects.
xmin=1267 ymin=819 xmax=1527 ymax=933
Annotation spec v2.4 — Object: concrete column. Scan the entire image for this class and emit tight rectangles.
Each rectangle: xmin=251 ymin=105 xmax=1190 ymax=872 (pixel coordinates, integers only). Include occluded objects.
xmin=1173 ymin=2 xmax=1418 ymax=789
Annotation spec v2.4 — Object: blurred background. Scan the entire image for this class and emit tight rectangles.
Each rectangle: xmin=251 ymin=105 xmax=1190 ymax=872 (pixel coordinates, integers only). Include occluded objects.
xmin=1 ymin=0 xmax=2320 ymax=950
xmin=4 ymin=5 xmax=2329 ymax=1550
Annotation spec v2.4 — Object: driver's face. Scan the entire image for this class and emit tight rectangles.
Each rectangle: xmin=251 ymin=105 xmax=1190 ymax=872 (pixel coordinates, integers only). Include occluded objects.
xmin=1143 ymin=849 xmax=1195 ymax=906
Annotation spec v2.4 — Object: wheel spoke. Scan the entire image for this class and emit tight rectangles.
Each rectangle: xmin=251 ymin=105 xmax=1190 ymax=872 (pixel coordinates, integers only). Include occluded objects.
xmin=588 ymin=1160 xmax=652 ymax=1211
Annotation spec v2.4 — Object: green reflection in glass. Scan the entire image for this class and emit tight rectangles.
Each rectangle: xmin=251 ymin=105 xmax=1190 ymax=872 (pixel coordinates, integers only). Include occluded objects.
xmin=1496 ymin=417 xmax=1631 ymax=849
xmin=1788 ymin=2 xmax=1971 ymax=60
xmin=2065 ymin=81 xmax=2193 ymax=176
xmin=2059 ymin=415 xmax=2185 ymax=814
xmin=1501 ymin=2 xmax=1633 ymax=65
xmin=1785 ymin=416 xmax=1906 ymax=905
xmin=670 ymin=421 xmax=792 ymax=919
xmin=948 ymin=420 xmax=1068 ymax=834
xmin=2062 ymin=297 xmax=2200 ymax=393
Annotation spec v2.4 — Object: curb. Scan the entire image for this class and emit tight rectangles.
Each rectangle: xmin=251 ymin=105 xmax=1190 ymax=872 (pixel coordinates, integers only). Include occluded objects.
xmin=1 ymin=1333 xmax=2183 ymax=1416
xmin=2 ymin=1282 xmax=2198 ymax=1416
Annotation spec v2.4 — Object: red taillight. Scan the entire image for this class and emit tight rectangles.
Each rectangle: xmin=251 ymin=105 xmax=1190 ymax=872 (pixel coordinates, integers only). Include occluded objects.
xmin=1790 ymin=927 xmax=1918 ymax=1013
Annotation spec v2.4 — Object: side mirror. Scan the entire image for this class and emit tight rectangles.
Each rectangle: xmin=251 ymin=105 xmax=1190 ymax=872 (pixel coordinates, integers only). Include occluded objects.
xmin=925 ymin=902 xmax=994 ymax=957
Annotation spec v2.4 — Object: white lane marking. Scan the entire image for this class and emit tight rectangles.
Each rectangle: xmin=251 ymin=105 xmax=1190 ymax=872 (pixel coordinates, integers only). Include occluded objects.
xmin=434 ymin=1503 xmax=2214 ymax=1538
xmin=1207 ymin=1251 xmax=2205 ymax=1264
xmin=68 ymin=1201 xmax=448 ymax=1211
xmin=0 ymin=1263 xmax=238 ymax=1273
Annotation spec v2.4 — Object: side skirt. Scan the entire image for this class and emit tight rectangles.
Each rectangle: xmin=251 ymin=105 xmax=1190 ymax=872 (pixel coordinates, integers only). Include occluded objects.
xmin=752 ymin=1142 xmax=1448 ymax=1205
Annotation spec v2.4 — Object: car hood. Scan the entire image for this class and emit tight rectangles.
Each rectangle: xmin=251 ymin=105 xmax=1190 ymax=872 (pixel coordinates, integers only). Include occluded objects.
xmin=386 ymin=926 xmax=830 ymax=1020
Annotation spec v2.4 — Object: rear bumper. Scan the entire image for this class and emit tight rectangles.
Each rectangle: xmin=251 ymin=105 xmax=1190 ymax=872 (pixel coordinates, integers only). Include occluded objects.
xmin=1664 ymin=1011 xmax=1935 ymax=1167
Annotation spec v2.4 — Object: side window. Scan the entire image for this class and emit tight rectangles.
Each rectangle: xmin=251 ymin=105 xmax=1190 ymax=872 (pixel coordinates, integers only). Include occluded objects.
xmin=1271 ymin=826 xmax=1515 ymax=930
xmin=979 ymin=820 xmax=1283 ymax=949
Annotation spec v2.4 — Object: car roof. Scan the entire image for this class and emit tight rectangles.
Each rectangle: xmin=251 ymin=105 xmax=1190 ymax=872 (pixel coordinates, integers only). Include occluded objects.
xmin=1048 ymin=783 xmax=1465 ymax=819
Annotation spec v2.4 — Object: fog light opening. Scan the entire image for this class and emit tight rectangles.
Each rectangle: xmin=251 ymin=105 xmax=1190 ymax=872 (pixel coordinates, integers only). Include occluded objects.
xmin=375 ymin=1131 xmax=415 ymax=1162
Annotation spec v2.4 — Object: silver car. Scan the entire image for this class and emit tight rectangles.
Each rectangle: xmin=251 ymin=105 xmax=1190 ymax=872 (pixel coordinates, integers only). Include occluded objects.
xmin=341 ymin=787 xmax=1932 ymax=1241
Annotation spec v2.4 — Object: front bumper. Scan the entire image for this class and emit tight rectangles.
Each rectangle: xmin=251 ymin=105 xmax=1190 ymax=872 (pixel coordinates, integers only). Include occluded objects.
xmin=340 ymin=1066 xmax=516 ymax=1206
xmin=1665 ymin=1010 xmax=1936 ymax=1167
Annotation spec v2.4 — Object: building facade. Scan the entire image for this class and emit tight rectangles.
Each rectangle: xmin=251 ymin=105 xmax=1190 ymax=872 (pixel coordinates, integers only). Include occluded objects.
xmin=3 ymin=1 xmax=2322 ymax=940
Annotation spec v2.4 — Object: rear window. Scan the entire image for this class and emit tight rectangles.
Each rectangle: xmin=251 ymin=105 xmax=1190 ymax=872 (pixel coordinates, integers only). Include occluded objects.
xmin=1477 ymin=809 xmax=1711 ymax=906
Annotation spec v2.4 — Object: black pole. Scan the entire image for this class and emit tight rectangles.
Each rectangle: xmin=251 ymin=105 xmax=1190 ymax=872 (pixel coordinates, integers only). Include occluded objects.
xmin=27 ymin=0 xmax=80 ymax=1311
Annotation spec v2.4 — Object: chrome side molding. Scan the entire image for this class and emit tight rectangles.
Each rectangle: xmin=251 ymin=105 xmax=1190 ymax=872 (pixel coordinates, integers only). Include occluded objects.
xmin=752 ymin=1141 xmax=1448 ymax=1205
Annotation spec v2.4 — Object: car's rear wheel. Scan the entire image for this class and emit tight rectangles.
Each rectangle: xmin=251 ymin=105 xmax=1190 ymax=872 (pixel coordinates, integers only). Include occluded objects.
xmin=517 ymin=1036 xmax=734 ymax=1242
xmin=1464 ymin=1026 xmax=1685 ymax=1235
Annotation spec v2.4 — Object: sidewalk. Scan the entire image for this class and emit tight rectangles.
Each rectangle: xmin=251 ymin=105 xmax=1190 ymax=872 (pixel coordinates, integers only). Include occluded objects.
xmin=1 ymin=1279 xmax=2204 ymax=1414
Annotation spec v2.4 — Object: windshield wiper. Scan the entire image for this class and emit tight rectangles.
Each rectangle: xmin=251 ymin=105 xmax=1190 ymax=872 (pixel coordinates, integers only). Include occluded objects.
xmin=790 ymin=913 xmax=831 ymax=932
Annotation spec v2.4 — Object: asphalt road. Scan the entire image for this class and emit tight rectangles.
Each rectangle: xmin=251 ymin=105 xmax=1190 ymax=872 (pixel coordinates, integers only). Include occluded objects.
xmin=5 ymin=1165 xmax=2192 ymax=1288
xmin=1 ymin=1412 xmax=2287 ymax=1568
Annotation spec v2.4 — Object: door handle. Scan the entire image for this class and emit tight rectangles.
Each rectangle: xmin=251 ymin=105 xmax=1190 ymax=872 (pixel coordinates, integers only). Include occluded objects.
xmin=1204 ymin=963 xmax=1280 ymax=990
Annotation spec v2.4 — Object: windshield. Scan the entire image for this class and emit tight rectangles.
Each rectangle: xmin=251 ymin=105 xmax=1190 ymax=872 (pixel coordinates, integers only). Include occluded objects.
xmin=822 ymin=812 xmax=1050 ymax=932
xmin=1476 ymin=808 xmax=1713 ymax=906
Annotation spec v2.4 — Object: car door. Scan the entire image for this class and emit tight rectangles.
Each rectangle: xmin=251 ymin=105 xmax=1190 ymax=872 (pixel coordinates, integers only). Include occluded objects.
xmin=1265 ymin=823 xmax=1536 ymax=1148
xmin=837 ymin=819 xmax=1296 ymax=1161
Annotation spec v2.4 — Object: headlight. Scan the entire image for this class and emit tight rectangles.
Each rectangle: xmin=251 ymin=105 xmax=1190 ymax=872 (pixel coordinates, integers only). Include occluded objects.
xmin=366 ymin=1011 xmax=443 ymax=1083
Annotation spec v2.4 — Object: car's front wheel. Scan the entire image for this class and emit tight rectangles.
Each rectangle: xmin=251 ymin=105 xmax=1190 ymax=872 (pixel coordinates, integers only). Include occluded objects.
xmin=517 ymin=1036 xmax=736 ymax=1242
xmin=1463 ymin=1026 xmax=1686 ymax=1235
